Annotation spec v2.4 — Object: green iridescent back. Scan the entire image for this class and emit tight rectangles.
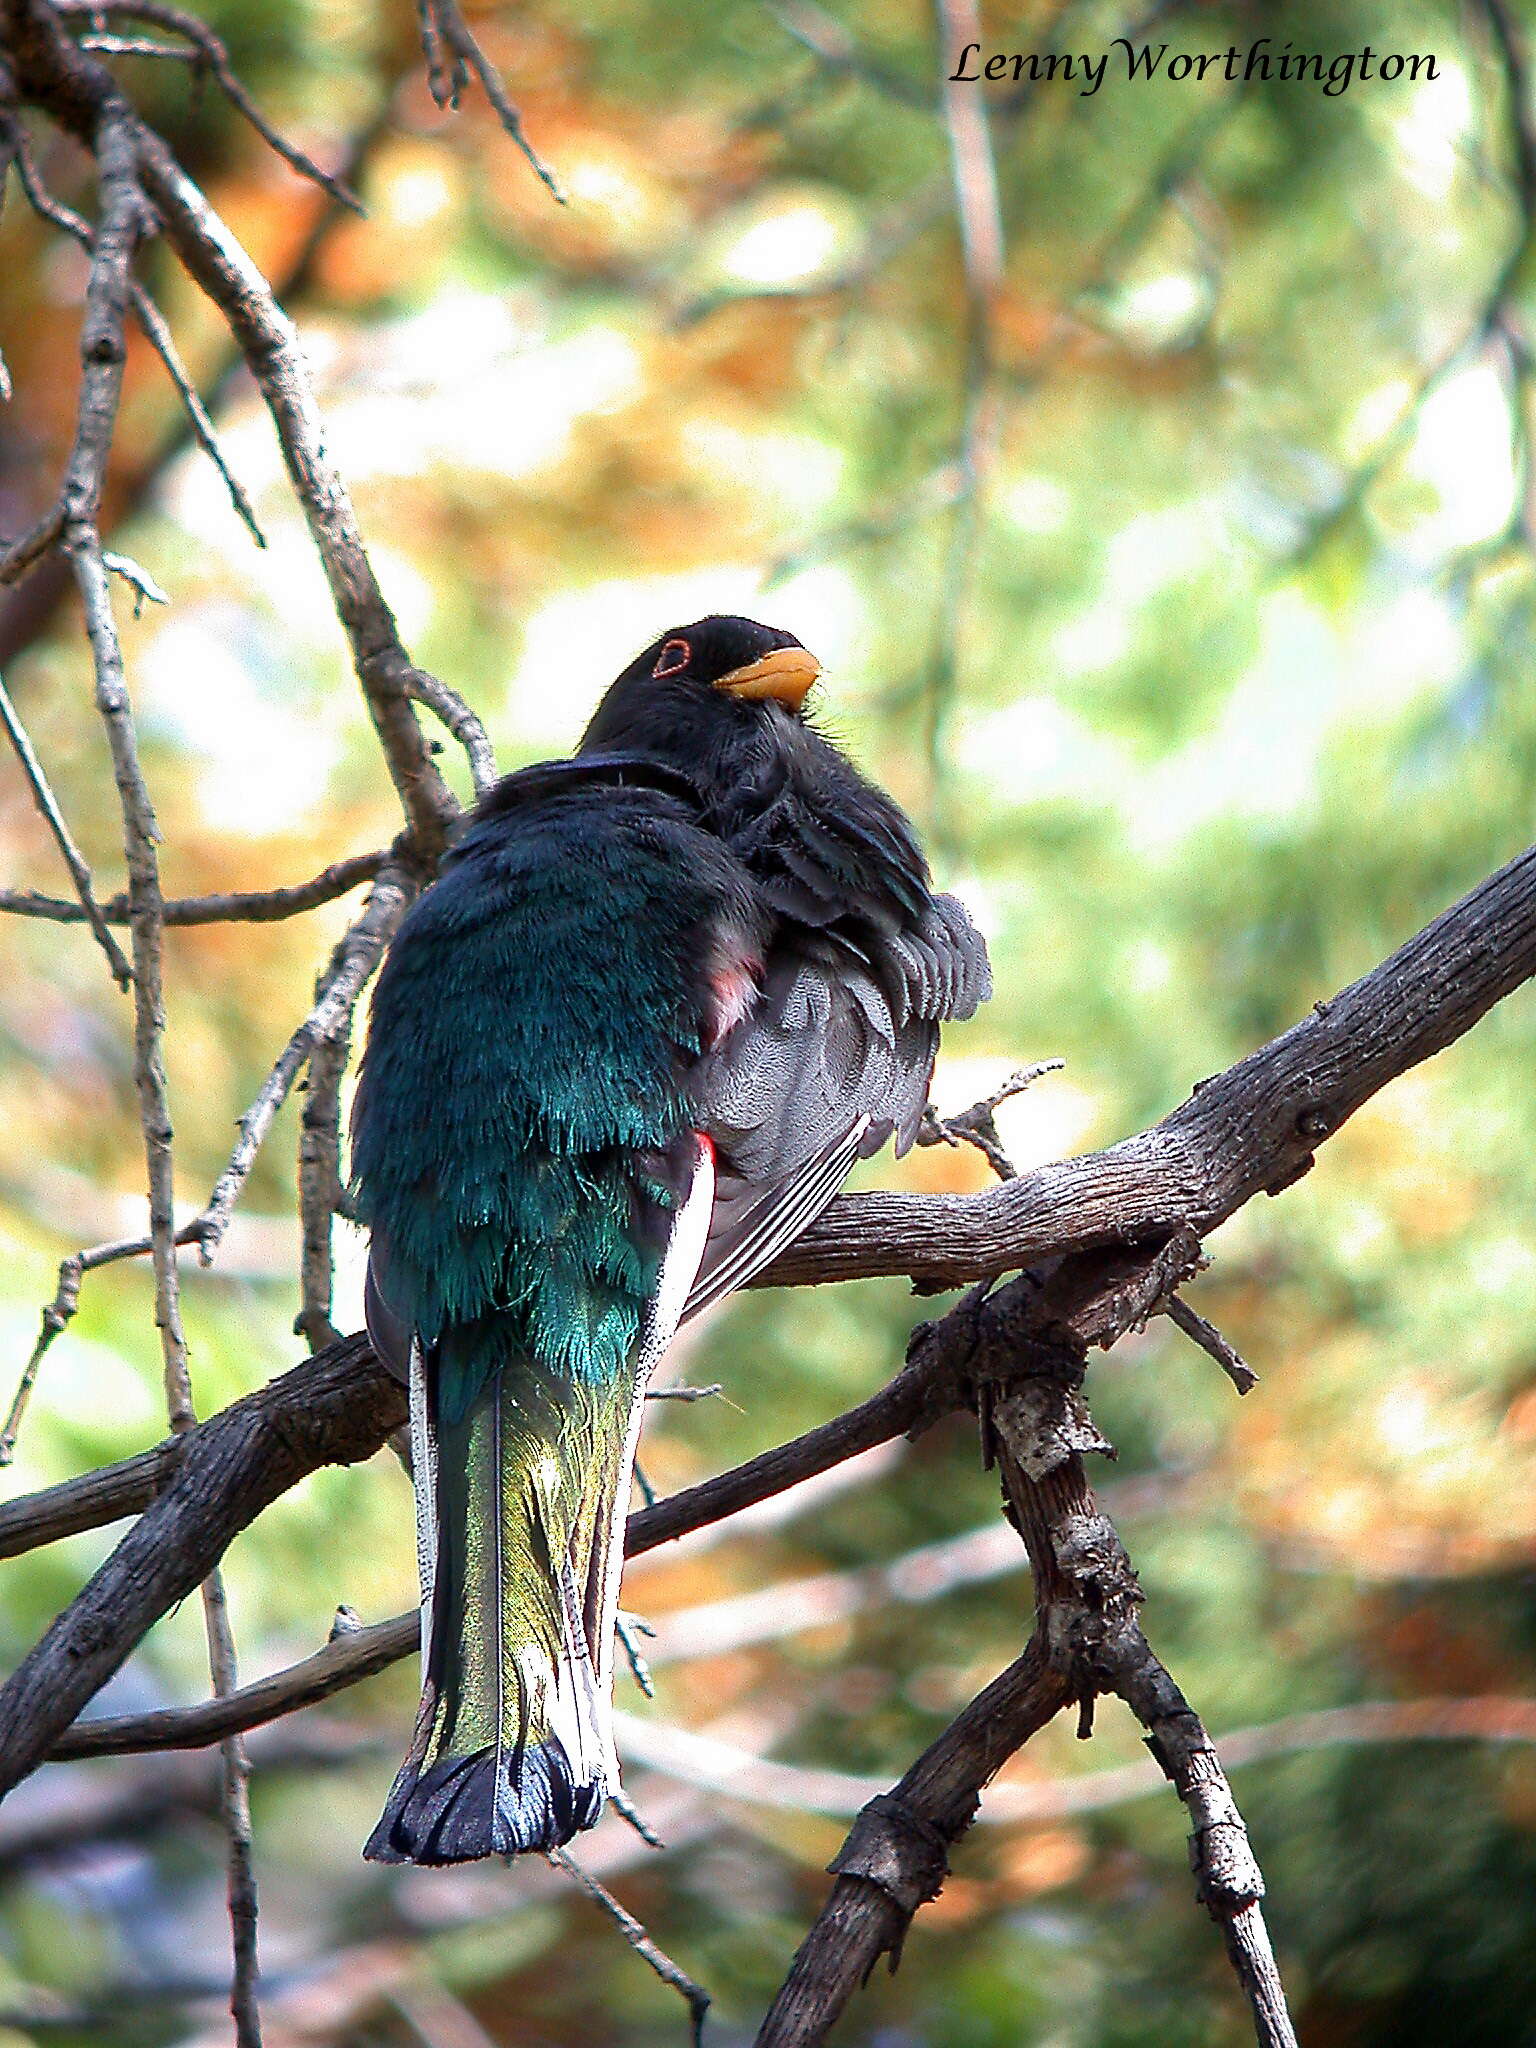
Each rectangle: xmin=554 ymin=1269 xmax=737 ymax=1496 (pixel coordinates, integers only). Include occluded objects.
xmin=350 ymin=773 xmax=744 ymax=1422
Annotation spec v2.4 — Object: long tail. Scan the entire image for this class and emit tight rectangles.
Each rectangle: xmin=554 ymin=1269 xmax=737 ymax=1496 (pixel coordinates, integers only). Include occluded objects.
xmin=364 ymin=1346 xmax=644 ymax=1864
xmin=365 ymin=1140 xmax=715 ymax=1866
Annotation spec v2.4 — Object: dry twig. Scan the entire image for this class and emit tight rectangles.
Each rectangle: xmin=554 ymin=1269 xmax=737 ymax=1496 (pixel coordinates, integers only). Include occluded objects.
xmin=51 ymin=0 xmax=363 ymax=210
xmin=0 ymin=847 xmax=387 ymax=926
xmin=0 ymin=664 xmax=132 ymax=986
xmin=416 ymin=0 xmax=563 ymax=202
xmin=547 ymin=1845 xmax=711 ymax=2047
xmin=7 ymin=122 xmax=265 ymax=543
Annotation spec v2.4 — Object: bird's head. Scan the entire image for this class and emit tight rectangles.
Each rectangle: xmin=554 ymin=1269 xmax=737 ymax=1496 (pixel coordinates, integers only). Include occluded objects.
xmin=579 ymin=616 xmax=822 ymax=762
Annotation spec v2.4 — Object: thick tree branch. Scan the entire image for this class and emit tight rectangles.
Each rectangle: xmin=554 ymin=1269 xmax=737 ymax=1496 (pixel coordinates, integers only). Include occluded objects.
xmin=766 ymin=841 xmax=1536 ymax=1289
xmin=757 ymin=1646 xmax=1071 ymax=2043
xmin=0 ymin=1335 xmax=399 ymax=1797
xmin=758 ymin=1226 xmax=1299 ymax=2046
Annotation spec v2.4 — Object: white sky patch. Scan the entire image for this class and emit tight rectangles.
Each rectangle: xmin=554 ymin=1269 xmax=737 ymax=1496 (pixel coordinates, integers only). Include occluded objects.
xmin=503 ymin=565 xmax=866 ymax=754
xmin=680 ymin=419 xmax=845 ymax=522
xmin=168 ymin=292 xmax=642 ymax=530
xmin=1105 ymin=504 xmax=1221 ymax=604
xmin=1392 ymin=57 xmax=1473 ymax=203
xmin=565 ymin=153 xmax=651 ymax=229
xmin=1345 ymin=584 xmax=1463 ymax=714
xmin=326 ymin=325 xmax=643 ymax=484
xmin=1045 ymin=504 xmax=1219 ymax=680
xmin=1375 ymin=1382 xmax=1458 ymax=1461
xmin=386 ymin=159 xmax=456 ymax=229
xmin=163 ymin=406 xmax=286 ymax=564
xmin=1126 ymin=590 xmax=1338 ymax=851
xmin=1342 ymin=377 xmax=1415 ymax=466
xmin=31 ymin=1334 xmax=160 ymax=1445
xmin=362 ymin=544 xmax=436 ymax=647
xmin=1402 ymin=359 xmax=1517 ymax=557
xmin=714 ymin=193 xmax=853 ymax=288
xmin=1050 ymin=605 xmax=1133 ymax=678
xmin=139 ymin=607 xmax=344 ymax=834
xmin=1124 ymin=576 xmax=1463 ymax=852
xmin=1473 ymin=1234 xmax=1536 ymax=1300
xmin=957 ymin=694 xmax=1125 ymax=805
xmin=1124 ymin=937 xmax=1175 ymax=993
xmin=1000 ymin=473 xmax=1070 ymax=536
xmin=364 ymin=287 xmax=540 ymax=377
xmin=1106 ymin=271 xmax=1210 ymax=352
xmin=939 ymin=867 xmax=999 ymax=948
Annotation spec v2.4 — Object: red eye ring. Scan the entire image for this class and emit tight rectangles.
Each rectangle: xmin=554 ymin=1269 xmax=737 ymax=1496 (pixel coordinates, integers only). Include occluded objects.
xmin=652 ymin=637 xmax=691 ymax=679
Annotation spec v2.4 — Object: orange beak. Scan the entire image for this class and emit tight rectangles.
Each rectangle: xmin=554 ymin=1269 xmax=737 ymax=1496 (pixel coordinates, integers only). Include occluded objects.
xmin=714 ymin=646 xmax=822 ymax=709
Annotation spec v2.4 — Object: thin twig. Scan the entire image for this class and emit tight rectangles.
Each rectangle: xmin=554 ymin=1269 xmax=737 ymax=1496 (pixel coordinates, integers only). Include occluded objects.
xmin=197 ymin=862 xmax=416 ymax=1265
xmin=0 ymin=664 xmax=133 ymax=986
xmin=200 ymin=1576 xmax=263 ymax=2048
xmin=417 ymin=0 xmax=564 ymax=202
xmin=295 ymin=1011 xmax=350 ymax=1352
xmin=400 ymin=665 xmax=498 ymax=797
xmin=0 ymin=1220 xmax=202 ymax=1465
xmin=76 ymin=30 xmax=197 ymax=58
xmin=1167 ymin=1294 xmax=1258 ymax=1395
xmin=547 ymin=1845 xmax=711 ymax=2047
xmin=9 ymin=121 xmax=266 ymax=545
xmin=52 ymin=0 xmax=363 ymax=211
xmin=917 ymin=1059 xmax=1064 ymax=1180
xmin=0 ymin=847 xmax=387 ymax=926
xmin=0 ymin=505 xmax=65 ymax=585
xmin=0 ymin=118 xmax=14 ymax=403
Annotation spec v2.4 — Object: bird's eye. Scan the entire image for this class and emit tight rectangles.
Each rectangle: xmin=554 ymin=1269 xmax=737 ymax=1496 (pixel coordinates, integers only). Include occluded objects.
xmin=652 ymin=638 xmax=691 ymax=679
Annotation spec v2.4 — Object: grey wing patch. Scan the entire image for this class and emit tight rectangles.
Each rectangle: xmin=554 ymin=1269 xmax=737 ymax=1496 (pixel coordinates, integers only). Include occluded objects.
xmin=684 ymin=889 xmax=989 ymax=1319
xmin=698 ymin=941 xmax=936 ymax=1170
xmin=887 ymin=892 xmax=991 ymax=1025
xmin=685 ymin=938 xmax=944 ymax=1318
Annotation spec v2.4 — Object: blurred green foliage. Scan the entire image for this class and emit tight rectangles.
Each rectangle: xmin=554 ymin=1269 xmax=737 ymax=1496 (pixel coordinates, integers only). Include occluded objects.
xmin=2 ymin=0 xmax=1536 ymax=2042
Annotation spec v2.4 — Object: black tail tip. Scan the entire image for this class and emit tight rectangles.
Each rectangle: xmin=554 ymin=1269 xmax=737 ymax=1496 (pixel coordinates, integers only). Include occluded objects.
xmin=364 ymin=1742 xmax=606 ymax=1865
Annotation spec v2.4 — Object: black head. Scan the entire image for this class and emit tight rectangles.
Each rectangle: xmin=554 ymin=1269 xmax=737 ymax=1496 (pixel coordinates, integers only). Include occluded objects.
xmin=579 ymin=616 xmax=821 ymax=758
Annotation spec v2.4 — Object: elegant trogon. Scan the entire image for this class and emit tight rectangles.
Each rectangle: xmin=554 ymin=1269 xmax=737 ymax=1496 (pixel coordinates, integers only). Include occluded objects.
xmin=353 ymin=616 xmax=990 ymax=1864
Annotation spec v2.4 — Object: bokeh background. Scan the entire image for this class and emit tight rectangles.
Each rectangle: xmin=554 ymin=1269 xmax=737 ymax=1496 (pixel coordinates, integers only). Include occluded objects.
xmin=3 ymin=0 xmax=1536 ymax=2041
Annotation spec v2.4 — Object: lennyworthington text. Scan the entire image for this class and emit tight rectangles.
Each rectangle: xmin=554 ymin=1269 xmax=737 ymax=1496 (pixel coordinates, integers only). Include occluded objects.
xmin=949 ymin=37 xmax=1441 ymax=98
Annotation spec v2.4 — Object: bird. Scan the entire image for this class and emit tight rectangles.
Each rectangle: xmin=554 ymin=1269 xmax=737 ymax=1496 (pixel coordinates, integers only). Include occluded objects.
xmin=352 ymin=615 xmax=990 ymax=1865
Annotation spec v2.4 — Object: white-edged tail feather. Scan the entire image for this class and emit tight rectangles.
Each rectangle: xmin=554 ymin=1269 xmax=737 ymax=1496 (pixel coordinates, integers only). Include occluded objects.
xmin=365 ymin=1139 xmax=715 ymax=1865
